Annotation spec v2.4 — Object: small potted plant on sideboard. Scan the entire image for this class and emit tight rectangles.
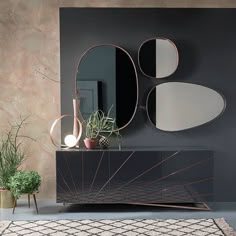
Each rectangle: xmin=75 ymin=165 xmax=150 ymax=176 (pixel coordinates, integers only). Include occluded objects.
xmin=84 ymin=108 xmax=119 ymax=149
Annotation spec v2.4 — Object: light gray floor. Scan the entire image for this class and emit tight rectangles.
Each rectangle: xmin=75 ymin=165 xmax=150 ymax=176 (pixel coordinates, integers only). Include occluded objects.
xmin=1 ymin=200 xmax=236 ymax=230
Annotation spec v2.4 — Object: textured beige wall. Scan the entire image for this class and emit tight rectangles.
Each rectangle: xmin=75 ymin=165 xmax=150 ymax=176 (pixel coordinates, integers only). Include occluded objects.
xmin=0 ymin=0 xmax=235 ymax=199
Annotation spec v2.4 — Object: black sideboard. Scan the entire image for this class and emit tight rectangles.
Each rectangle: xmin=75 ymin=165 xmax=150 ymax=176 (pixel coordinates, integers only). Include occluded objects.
xmin=56 ymin=149 xmax=213 ymax=209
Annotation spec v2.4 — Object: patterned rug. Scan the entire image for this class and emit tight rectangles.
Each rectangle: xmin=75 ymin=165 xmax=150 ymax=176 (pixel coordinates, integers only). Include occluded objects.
xmin=0 ymin=218 xmax=235 ymax=236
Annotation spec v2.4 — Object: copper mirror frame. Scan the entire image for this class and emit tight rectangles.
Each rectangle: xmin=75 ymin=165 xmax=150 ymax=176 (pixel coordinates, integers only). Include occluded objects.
xmin=146 ymin=82 xmax=226 ymax=132
xmin=138 ymin=37 xmax=179 ymax=79
xmin=75 ymin=44 xmax=139 ymax=131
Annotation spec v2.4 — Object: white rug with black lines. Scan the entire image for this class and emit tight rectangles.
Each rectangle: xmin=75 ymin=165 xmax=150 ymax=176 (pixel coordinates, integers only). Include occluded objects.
xmin=0 ymin=218 xmax=235 ymax=236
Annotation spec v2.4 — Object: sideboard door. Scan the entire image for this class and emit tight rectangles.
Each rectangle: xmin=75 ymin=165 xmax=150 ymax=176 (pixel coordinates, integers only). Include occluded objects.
xmin=56 ymin=151 xmax=109 ymax=203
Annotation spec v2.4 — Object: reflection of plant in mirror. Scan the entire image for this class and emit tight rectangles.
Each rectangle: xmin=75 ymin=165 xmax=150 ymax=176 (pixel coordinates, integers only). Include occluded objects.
xmin=85 ymin=106 xmax=120 ymax=139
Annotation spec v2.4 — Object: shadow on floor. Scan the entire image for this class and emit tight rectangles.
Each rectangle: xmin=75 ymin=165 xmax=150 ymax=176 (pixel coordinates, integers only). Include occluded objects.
xmin=60 ymin=203 xmax=208 ymax=213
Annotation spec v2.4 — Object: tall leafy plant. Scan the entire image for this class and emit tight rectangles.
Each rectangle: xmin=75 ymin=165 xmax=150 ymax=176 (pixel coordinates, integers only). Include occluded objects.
xmin=0 ymin=117 xmax=30 ymax=190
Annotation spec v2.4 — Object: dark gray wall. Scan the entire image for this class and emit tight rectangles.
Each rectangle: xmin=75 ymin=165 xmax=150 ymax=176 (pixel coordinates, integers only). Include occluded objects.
xmin=60 ymin=8 xmax=236 ymax=201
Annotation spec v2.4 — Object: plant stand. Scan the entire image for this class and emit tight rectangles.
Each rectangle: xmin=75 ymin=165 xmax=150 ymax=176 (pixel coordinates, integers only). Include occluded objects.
xmin=12 ymin=193 xmax=38 ymax=214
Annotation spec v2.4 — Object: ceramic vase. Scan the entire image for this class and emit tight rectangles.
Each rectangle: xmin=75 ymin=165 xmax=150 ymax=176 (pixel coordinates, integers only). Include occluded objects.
xmin=72 ymin=98 xmax=80 ymax=147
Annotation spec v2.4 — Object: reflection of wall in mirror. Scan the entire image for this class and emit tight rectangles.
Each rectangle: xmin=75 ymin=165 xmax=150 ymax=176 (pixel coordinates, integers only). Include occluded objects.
xmin=116 ymin=48 xmax=137 ymax=128
xmin=139 ymin=39 xmax=156 ymax=77
xmin=76 ymin=80 xmax=102 ymax=120
xmin=139 ymin=38 xmax=178 ymax=79
xmin=77 ymin=46 xmax=116 ymax=119
xmin=77 ymin=46 xmax=137 ymax=128
xmin=147 ymin=87 xmax=156 ymax=125
xmin=155 ymin=39 xmax=178 ymax=78
xmin=147 ymin=83 xmax=226 ymax=132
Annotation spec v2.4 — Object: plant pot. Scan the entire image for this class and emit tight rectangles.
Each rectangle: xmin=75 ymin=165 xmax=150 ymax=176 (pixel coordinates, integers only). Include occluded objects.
xmin=84 ymin=138 xmax=98 ymax=149
xmin=0 ymin=189 xmax=14 ymax=208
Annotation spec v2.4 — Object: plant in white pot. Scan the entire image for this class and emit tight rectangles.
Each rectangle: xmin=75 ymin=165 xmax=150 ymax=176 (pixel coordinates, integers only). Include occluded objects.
xmin=0 ymin=117 xmax=34 ymax=208
xmin=84 ymin=108 xmax=119 ymax=149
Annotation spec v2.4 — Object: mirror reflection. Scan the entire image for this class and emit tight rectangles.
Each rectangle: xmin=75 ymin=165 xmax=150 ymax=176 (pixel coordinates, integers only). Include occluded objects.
xmin=76 ymin=45 xmax=138 ymax=130
xmin=139 ymin=38 xmax=179 ymax=79
xmin=147 ymin=82 xmax=226 ymax=131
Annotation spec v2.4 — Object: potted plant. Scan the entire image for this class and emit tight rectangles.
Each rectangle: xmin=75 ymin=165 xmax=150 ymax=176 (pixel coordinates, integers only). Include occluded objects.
xmin=8 ymin=171 xmax=41 ymax=200
xmin=84 ymin=108 xmax=120 ymax=149
xmin=0 ymin=117 xmax=33 ymax=208
xmin=84 ymin=110 xmax=101 ymax=149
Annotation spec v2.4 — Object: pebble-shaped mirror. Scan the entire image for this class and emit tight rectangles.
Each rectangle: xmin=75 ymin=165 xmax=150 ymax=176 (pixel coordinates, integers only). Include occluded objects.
xmin=138 ymin=38 xmax=179 ymax=79
xmin=76 ymin=44 xmax=138 ymax=130
xmin=147 ymin=82 xmax=226 ymax=131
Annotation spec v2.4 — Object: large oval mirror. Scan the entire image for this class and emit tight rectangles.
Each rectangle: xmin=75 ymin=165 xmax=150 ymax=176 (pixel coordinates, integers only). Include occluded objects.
xmin=76 ymin=45 xmax=138 ymax=130
xmin=147 ymin=82 xmax=226 ymax=131
xmin=138 ymin=38 xmax=179 ymax=79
